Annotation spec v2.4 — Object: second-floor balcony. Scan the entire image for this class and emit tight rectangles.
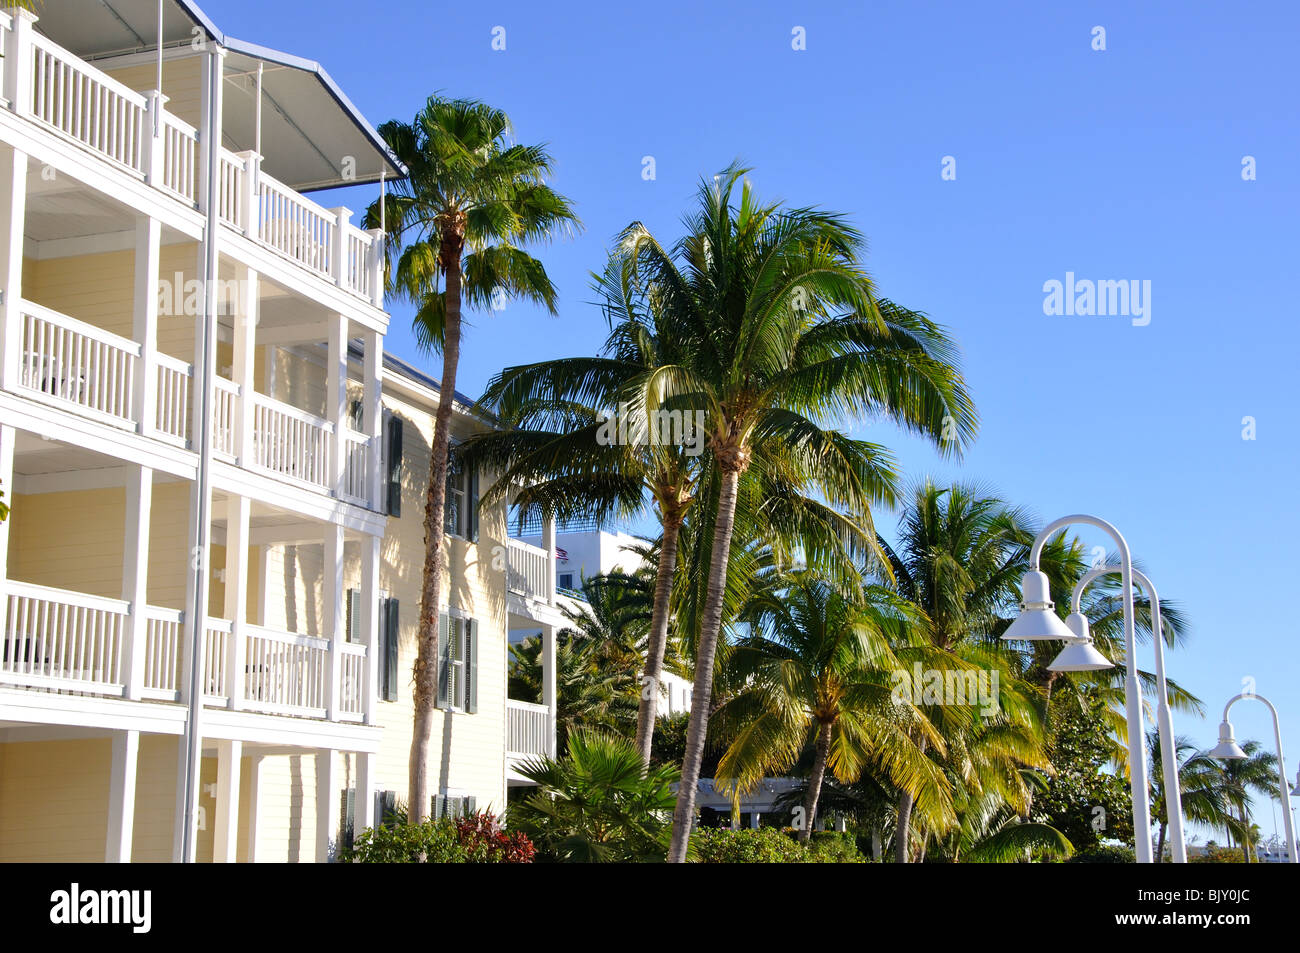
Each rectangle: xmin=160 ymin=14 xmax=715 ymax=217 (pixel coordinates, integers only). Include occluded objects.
xmin=0 ymin=10 xmax=387 ymax=309
xmin=12 ymin=298 xmax=374 ymax=507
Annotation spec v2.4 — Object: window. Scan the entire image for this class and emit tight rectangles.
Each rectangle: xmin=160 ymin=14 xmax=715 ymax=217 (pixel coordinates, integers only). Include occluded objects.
xmin=348 ymin=590 xmax=400 ymax=701
xmin=558 ymin=573 xmax=574 ymax=591
xmin=347 ymin=398 xmax=364 ymax=432
xmin=385 ymin=415 xmax=403 ymax=517
xmin=432 ymin=794 xmax=477 ymax=820
xmin=437 ymin=614 xmax=478 ymax=713
xmin=444 ymin=453 xmax=479 ymax=540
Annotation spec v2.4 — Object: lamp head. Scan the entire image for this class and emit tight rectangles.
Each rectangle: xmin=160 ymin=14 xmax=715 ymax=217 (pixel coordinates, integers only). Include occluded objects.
xmin=1048 ymin=613 xmax=1114 ymax=672
xmin=1003 ymin=570 xmax=1075 ymax=641
xmin=1210 ymin=720 xmax=1247 ymax=760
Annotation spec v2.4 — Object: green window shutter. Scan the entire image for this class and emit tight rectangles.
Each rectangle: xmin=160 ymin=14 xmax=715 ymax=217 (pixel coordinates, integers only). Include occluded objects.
xmin=436 ymin=613 xmax=451 ymax=709
xmin=466 ymin=619 xmax=478 ymax=713
xmin=433 ymin=795 xmax=445 ymax=820
xmin=465 ymin=796 xmax=476 ymax=817
xmin=346 ymin=589 xmax=360 ymax=644
xmin=377 ymin=790 xmax=397 ymax=828
xmin=468 ymin=467 xmax=480 ymax=542
xmin=341 ymin=788 xmax=356 ymax=848
xmin=386 ymin=417 xmax=403 ymax=517
xmin=383 ymin=599 xmax=400 ymax=702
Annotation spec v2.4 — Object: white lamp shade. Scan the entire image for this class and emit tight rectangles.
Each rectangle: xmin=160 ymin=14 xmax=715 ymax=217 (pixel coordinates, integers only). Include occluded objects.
xmin=1003 ymin=570 xmax=1075 ymax=641
xmin=1048 ymin=639 xmax=1114 ymax=672
xmin=1210 ymin=721 xmax=1246 ymax=760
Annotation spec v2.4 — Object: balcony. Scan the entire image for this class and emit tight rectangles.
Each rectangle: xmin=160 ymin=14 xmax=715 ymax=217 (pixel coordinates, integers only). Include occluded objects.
xmin=507 ymin=538 xmax=552 ymax=602
xmin=0 ymin=579 xmax=367 ymax=724
xmin=1 ymin=12 xmax=383 ymax=308
xmin=506 ymin=699 xmax=554 ymax=761
xmin=12 ymin=299 xmax=374 ymax=505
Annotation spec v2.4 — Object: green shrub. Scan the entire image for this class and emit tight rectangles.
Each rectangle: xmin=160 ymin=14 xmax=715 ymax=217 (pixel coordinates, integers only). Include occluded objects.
xmin=808 ymin=831 xmax=866 ymax=863
xmin=692 ymin=827 xmax=807 ymax=863
xmin=1067 ymin=845 xmax=1136 ymax=864
xmin=1189 ymin=846 xmax=1245 ymax=863
xmin=342 ymin=810 xmax=535 ymax=863
xmin=342 ymin=818 xmax=467 ymax=863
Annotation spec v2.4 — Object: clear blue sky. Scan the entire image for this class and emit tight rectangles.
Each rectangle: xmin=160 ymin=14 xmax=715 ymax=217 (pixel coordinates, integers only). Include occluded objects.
xmin=208 ymin=0 xmax=1299 ymax=845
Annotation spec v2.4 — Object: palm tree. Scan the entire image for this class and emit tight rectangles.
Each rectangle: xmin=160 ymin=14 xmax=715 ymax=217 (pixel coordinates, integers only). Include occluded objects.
xmin=714 ymin=571 xmax=950 ymax=842
xmin=363 ymin=97 xmax=579 ymax=820
xmin=620 ymin=166 xmax=976 ymax=861
xmin=1214 ymin=739 xmax=1278 ymax=862
xmin=467 ymin=257 xmax=700 ymax=766
xmin=877 ymin=481 xmax=1049 ymax=861
xmin=1146 ymin=731 xmax=1235 ymax=862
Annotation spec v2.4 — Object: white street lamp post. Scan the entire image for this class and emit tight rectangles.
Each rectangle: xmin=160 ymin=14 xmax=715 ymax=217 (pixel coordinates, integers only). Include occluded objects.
xmin=1210 ymin=693 xmax=1298 ymax=863
xmin=1002 ymin=514 xmax=1153 ymax=863
xmin=1070 ymin=566 xmax=1186 ymax=863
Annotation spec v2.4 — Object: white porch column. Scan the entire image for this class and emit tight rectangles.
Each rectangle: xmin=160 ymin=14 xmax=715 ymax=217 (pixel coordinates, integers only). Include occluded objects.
xmin=324 ymin=524 xmax=345 ymax=721
xmin=0 ymin=147 xmax=27 ymax=392
xmin=360 ymin=534 xmax=380 ymax=725
xmin=212 ymin=739 xmax=242 ymax=863
xmin=3 ymin=12 xmax=35 ymax=124
xmin=245 ymin=753 xmax=263 ymax=863
xmin=362 ymin=329 xmax=382 ymax=509
xmin=330 ymin=207 xmax=353 ymax=289
xmin=0 ymin=424 xmax=15 ymax=641
xmin=326 ymin=313 xmax=348 ymax=495
xmin=106 ymin=730 xmax=140 ymax=863
xmin=231 ymin=267 xmax=258 ymax=465
xmin=541 ymin=514 xmax=557 ymax=606
xmin=223 ymin=494 xmax=251 ymax=710
xmin=315 ymin=748 xmax=337 ymax=862
xmin=122 ymin=465 xmax=153 ymax=700
xmin=541 ymin=623 xmax=557 ymax=758
xmin=132 ymin=217 xmax=162 ymax=436
xmin=366 ymin=228 xmax=384 ymax=309
xmin=355 ymin=751 xmax=376 ymax=834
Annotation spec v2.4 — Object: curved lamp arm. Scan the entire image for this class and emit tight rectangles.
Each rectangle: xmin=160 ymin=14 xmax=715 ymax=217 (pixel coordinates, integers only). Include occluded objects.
xmin=1220 ymin=693 xmax=1298 ymax=863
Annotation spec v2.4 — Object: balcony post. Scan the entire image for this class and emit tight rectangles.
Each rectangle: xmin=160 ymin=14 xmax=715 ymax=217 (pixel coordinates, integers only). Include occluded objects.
xmin=0 ymin=146 xmax=27 ymax=392
xmin=324 ymin=523 xmax=345 ymax=721
xmin=142 ymin=91 xmax=168 ymax=188
xmin=330 ymin=207 xmax=352 ymax=289
xmin=237 ymin=150 xmax=260 ymax=237
xmin=541 ymin=623 xmax=557 ymax=758
xmin=315 ymin=748 xmax=338 ymax=862
xmin=4 ymin=9 xmax=36 ymax=119
xmin=132 ymin=216 xmax=162 ymax=435
xmin=212 ymin=739 xmax=241 ymax=863
xmin=327 ymin=313 xmax=347 ymax=496
xmin=542 ymin=514 xmax=557 ymax=606
xmin=231 ymin=267 xmax=258 ymax=465
xmin=105 ymin=730 xmax=140 ymax=863
xmin=360 ymin=534 xmax=380 ymax=725
xmin=196 ymin=47 xmax=226 ymax=217
xmin=362 ymin=329 xmax=382 ymax=509
xmin=121 ymin=465 xmax=153 ymax=701
xmin=0 ymin=424 xmax=14 ymax=646
xmin=355 ymin=751 xmax=376 ymax=834
xmin=223 ymin=494 xmax=251 ymax=710
xmin=366 ymin=228 xmax=385 ymax=308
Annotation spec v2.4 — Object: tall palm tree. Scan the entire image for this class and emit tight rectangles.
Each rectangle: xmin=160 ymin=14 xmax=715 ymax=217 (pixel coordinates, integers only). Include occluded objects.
xmin=620 ymin=166 xmax=976 ymax=861
xmin=877 ymin=481 xmax=1049 ymax=861
xmin=467 ymin=257 xmax=700 ymax=766
xmin=714 ymin=571 xmax=951 ymax=842
xmin=363 ymin=96 xmax=579 ymax=820
xmin=1146 ymin=731 xmax=1236 ymax=862
xmin=1214 ymin=739 xmax=1278 ymax=862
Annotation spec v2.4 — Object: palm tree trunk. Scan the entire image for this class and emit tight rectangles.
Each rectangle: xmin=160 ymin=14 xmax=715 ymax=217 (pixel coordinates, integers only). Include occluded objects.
xmin=668 ymin=466 xmax=742 ymax=863
xmin=1240 ymin=806 xmax=1251 ymax=863
xmin=634 ymin=511 xmax=683 ymax=767
xmin=1156 ymin=822 xmax=1167 ymax=863
xmin=407 ymin=252 xmax=462 ymax=823
xmin=895 ymin=737 xmax=928 ymax=862
xmin=799 ymin=722 xmax=833 ymax=843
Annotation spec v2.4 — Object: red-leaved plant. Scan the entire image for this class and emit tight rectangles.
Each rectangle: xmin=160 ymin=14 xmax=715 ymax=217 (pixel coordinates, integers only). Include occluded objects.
xmin=453 ymin=811 xmax=536 ymax=863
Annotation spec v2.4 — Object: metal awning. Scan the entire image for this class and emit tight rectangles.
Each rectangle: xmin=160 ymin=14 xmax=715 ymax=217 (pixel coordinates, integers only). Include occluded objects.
xmin=31 ymin=0 xmax=405 ymax=191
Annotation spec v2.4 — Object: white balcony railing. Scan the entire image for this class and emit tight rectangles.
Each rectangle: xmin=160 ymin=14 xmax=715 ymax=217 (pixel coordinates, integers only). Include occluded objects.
xmin=154 ymin=353 xmax=192 ymax=444
xmin=17 ymin=300 xmax=139 ymax=427
xmin=507 ymin=539 xmax=551 ymax=602
xmin=4 ymin=15 xmax=384 ymax=306
xmin=250 ymin=392 xmax=332 ymax=490
xmin=211 ymin=376 xmax=239 ymax=459
xmin=0 ymin=579 xmax=370 ymax=724
xmin=507 ymin=699 xmax=554 ymax=759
